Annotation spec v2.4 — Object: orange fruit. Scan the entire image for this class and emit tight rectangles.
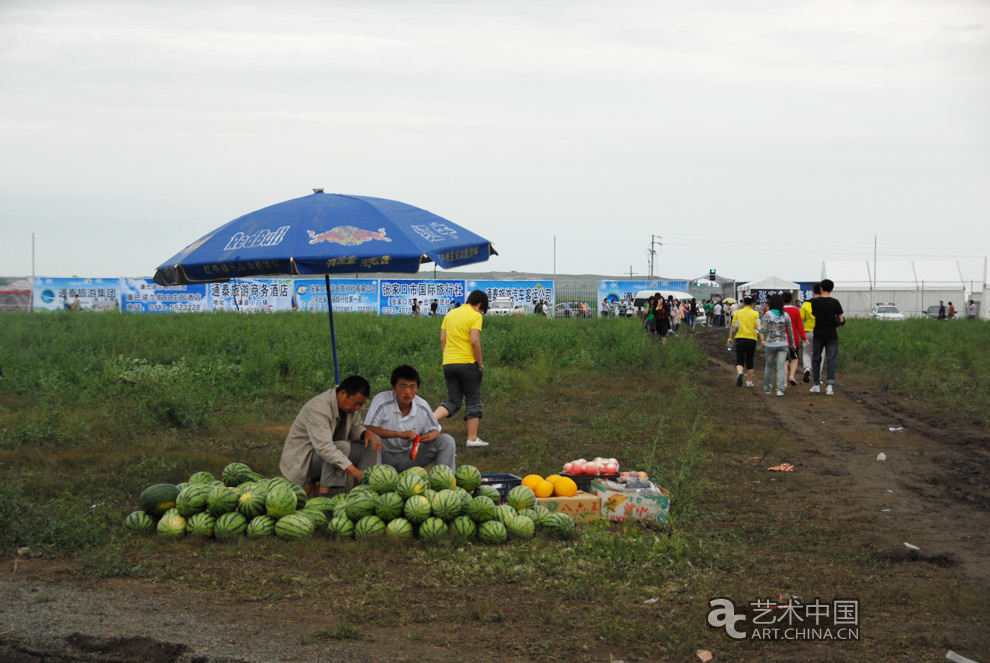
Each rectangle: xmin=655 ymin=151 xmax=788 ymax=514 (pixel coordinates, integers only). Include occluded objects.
xmin=534 ymin=480 xmax=554 ymax=498
xmin=521 ymin=474 xmax=544 ymax=491
xmin=553 ymin=477 xmax=577 ymax=497
xmin=545 ymin=474 xmax=562 ymax=484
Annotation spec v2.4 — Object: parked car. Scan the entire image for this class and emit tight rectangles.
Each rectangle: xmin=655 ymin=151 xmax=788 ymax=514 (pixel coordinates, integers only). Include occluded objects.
xmin=870 ymin=304 xmax=905 ymax=321
xmin=922 ymin=304 xmax=956 ymax=319
xmin=488 ymin=296 xmax=522 ymax=316
xmin=553 ymin=301 xmax=592 ymax=318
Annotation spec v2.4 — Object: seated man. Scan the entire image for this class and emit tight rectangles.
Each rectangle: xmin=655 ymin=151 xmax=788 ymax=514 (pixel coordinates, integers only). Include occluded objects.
xmin=364 ymin=365 xmax=456 ymax=472
xmin=280 ymin=375 xmax=383 ymax=497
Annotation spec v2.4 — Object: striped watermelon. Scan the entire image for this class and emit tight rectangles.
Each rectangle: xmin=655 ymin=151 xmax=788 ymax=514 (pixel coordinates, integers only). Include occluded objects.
xmin=123 ymin=510 xmax=154 ymax=533
xmin=530 ymin=504 xmax=551 ymax=526
xmin=428 ymin=465 xmax=456 ymax=492
xmin=450 ymin=515 xmax=477 ymax=540
xmin=301 ymin=508 xmax=329 ymax=529
xmin=454 ymin=465 xmax=482 ymax=493
xmin=327 ymin=515 xmax=355 ymax=539
xmin=493 ymin=504 xmax=517 ymax=526
xmin=332 ymin=502 xmax=349 ymax=520
xmin=386 ymin=517 xmax=414 ymax=539
xmin=350 ymin=484 xmax=376 ymax=497
xmin=305 ymin=496 xmax=337 ymax=515
xmin=207 ymin=486 xmax=240 ymax=517
xmin=396 ymin=472 xmax=427 ymax=500
xmin=507 ymin=515 xmax=535 ymax=540
xmin=418 ymin=517 xmax=447 ymax=542
xmin=266 ymin=484 xmax=297 ymax=518
xmin=214 ymin=512 xmax=248 ymax=542
xmin=465 ymin=495 xmax=497 ymax=523
xmin=406 ymin=466 xmax=428 ymax=481
xmin=354 ymin=515 xmax=386 ymax=539
xmin=403 ymin=495 xmax=432 ymax=524
xmin=344 ymin=491 xmax=378 ymax=520
xmin=375 ymin=492 xmax=405 ymax=522
xmin=221 ymin=462 xmax=252 ymax=487
xmin=265 ymin=477 xmax=290 ymax=491
xmin=478 ymin=520 xmax=507 ymax=544
xmin=237 ymin=490 xmax=267 ymax=520
xmin=431 ymin=489 xmax=462 ymax=522
xmin=517 ymin=508 xmax=540 ymax=522
xmin=367 ymin=465 xmax=400 ymax=494
xmin=424 ymin=489 xmax=437 ymax=504
xmin=188 ymin=471 xmax=215 ymax=485
xmin=476 ymin=484 xmax=502 ymax=503
xmin=246 ymin=515 xmax=276 ymax=538
xmin=290 ymin=482 xmax=308 ymax=510
xmin=157 ymin=509 xmax=186 ymax=539
xmin=507 ymin=485 xmax=536 ymax=512
xmin=542 ymin=512 xmax=576 ymax=539
xmin=453 ymin=487 xmax=473 ymax=509
xmin=175 ymin=484 xmax=211 ymax=517
xmin=139 ymin=484 xmax=180 ymax=518
xmin=275 ymin=512 xmax=315 ymax=540
xmin=186 ymin=512 xmax=216 ymax=538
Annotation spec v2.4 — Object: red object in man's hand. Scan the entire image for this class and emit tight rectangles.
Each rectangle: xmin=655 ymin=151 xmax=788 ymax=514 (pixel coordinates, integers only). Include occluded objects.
xmin=410 ymin=435 xmax=421 ymax=460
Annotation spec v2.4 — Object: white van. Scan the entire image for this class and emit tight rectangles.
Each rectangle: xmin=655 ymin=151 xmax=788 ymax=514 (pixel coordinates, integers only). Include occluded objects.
xmin=630 ymin=290 xmax=695 ymax=317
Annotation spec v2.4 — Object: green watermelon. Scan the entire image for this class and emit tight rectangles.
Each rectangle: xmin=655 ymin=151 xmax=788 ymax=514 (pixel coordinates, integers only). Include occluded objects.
xmin=221 ymin=462 xmax=252 ymax=487
xmin=406 ymin=466 xmax=429 ymax=481
xmin=207 ymin=486 xmax=240 ymax=517
xmin=188 ymin=471 xmax=215 ymax=485
xmin=175 ymin=484 xmax=211 ymax=517
xmin=478 ymin=520 xmax=507 ymax=544
xmin=237 ymin=490 xmax=267 ymax=520
xmin=301 ymin=508 xmax=329 ymax=529
xmin=507 ymin=514 xmax=535 ymax=540
xmin=265 ymin=477 xmax=290 ymax=491
xmin=424 ymin=489 xmax=437 ymax=504
xmin=517 ymin=508 xmax=539 ymax=522
xmin=450 ymin=515 xmax=477 ymax=540
xmin=367 ymin=465 xmax=400 ymax=494
xmin=542 ymin=512 xmax=576 ymax=539
xmin=350 ymin=484 xmax=376 ymax=497
xmin=123 ymin=510 xmax=154 ymax=533
xmin=327 ymin=515 xmax=355 ymax=539
xmin=305 ymin=496 xmax=337 ymax=515
xmin=386 ymin=517 xmax=415 ymax=539
xmin=403 ymin=495 xmax=432 ymax=524
xmin=266 ymin=484 xmax=297 ymax=518
xmin=375 ymin=492 xmax=405 ymax=522
xmin=396 ymin=472 xmax=427 ymax=500
xmin=344 ymin=491 xmax=378 ymax=520
xmin=531 ymin=504 xmax=551 ymax=526
xmin=476 ymin=484 xmax=502 ymax=503
xmin=507 ymin=485 xmax=536 ymax=512
xmin=139 ymin=483 xmax=180 ymax=518
xmin=275 ymin=512 xmax=315 ymax=540
xmin=215 ymin=512 xmax=248 ymax=542
xmin=246 ymin=515 xmax=276 ymax=538
xmin=454 ymin=465 xmax=482 ymax=493
xmin=428 ymin=465 xmax=456 ymax=492
xmin=354 ymin=515 xmax=386 ymax=539
xmin=332 ymin=502 xmax=349 ymax=520
xmin=431 ymin=489 xmax=462 ymax=521
xmin=465 ymin=495 xmax=497 ymax=523
xmin=453 ymin=487 xmax=473 ymax=508
xmin=418 ymin=516 xmax=447 ymax=542
xmin=157 ymin=509 xmax=186 ymax=539
xmin=290 ymin=482 xmax=308 ymax=509
xmin=186 ymin=512 xmax=216 ymax=538
xmin=493 ymin=504 xmax=517 ymax=526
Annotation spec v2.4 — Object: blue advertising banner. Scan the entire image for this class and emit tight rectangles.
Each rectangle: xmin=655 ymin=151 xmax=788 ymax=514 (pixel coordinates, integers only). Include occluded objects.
xmin=379 ymin=279 xmax=465 ymax=316
xmin=293 ymin=279 xmax=380 ymax=313
xmin=466 ymin=280 xmax=554 ymax=310
xmin=209 ymin=278 xmax=293 ymax=312
xmin=33 ymin=277 xmax=121 ymax=312
xmin=796 ymin=282 xmax=817 ymax=304
xmin=120 ymin=278 xmax=209 ymax=313
xmin=597 ymin=280 xmax=690 ymax=313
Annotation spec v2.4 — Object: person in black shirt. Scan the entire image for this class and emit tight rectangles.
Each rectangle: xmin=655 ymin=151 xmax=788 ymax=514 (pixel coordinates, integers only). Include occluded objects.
xmin=808 ymin=279 xmax=844 ymax=396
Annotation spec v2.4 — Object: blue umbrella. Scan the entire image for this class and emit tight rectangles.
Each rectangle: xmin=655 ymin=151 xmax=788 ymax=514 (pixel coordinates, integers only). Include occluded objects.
xmin=154 ymin=190 xmax=497 ymax=382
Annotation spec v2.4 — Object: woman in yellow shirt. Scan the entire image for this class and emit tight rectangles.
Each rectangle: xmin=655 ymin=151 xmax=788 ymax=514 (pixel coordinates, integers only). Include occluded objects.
xmin=727 ymin=296 xmax=760 ymax=387
xmin=434 ymin=290 xmax=490 ymax=448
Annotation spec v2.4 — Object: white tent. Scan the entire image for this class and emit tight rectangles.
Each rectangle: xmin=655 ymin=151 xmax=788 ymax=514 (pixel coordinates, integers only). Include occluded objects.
xmin=739 ymin=275 xmax=800 ymax=291
xmin=821 ymin=261 xmax=965 ymax=318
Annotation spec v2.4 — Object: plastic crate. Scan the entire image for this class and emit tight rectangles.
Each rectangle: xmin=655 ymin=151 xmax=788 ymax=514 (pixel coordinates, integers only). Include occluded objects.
xmin=562 ymin=472 xmax=619 ymax=494
xmin=480 ymin=474 xmax=522 ymax=504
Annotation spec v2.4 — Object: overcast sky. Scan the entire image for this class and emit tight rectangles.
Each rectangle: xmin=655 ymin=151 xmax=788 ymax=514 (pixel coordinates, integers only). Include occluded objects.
xmin=1 ymin=0 xmax=988 ymax=284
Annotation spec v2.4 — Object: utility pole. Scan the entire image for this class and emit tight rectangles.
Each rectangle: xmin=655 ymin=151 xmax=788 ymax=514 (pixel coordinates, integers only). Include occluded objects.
xmin=627 ymin=265 xmax=636 ymax=279
xmin=648 ymin=235 xmax=662 ymax=279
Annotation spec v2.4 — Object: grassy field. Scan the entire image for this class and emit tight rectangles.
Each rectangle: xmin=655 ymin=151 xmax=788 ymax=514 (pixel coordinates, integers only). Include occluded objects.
xmin=0 ymin=312 xmax=987 ymax=661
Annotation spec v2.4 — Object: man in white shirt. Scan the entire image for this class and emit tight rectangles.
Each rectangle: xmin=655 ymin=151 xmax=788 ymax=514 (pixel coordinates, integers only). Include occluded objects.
xmin=364 ymin=365 xmax=456 ymax=472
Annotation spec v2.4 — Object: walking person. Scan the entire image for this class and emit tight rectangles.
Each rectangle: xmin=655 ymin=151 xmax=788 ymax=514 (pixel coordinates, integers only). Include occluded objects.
xmin=411 ymin=298 xmax=420 ymax=317
xmin=782 ymin=292 xmax=806 ymax=387
xmin=969 ymin=300 xmax=977 ymax=320
xmin=655 ymin=294 xmax=671 ymax=340
xmin=670 ymin=298 xmax=682 ymax=334
xmin=642 ymin=295 xmax=657 ymax=335
xmin=809 ymin=279 xmax=844 ymax=395
xmin=434 ymin=289 xmax=490 ymax=448
xmin=800 ymin=284 xmax=825 ymax=383
xmin=714 ymin=300 xmax=724 ymax=327
xmin=759 ymin=294 xmax=796 ymax=397
xmin=728 ymin=296 xmax=760 ymax=388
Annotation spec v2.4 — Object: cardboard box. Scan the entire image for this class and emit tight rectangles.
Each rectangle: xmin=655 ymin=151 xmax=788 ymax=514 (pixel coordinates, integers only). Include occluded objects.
xmin=536 ymin=490 xmax=602 ymax=523
xmin=590 ymin=480 xmax=671 ymax=527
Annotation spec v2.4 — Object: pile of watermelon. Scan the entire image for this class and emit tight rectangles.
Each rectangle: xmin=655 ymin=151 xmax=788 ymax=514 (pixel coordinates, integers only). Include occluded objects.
xmin=124 ymin=462 xmax=576 ymax=544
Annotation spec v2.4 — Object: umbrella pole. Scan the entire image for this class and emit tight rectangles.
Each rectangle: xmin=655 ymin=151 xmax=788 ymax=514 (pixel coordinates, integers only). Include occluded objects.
xmin=325 ymin=274 xmax=340 ymax=386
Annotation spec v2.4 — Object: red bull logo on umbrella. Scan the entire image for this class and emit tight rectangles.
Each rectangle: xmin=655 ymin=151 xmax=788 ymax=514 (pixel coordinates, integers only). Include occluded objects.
xmin=307 ymin=226 xmax=391 ymax=246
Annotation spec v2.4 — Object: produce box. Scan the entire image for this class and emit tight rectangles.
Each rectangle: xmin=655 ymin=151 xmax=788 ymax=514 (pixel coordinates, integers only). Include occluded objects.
xmin=536 ymin=490 xmax=602 ymax=523
xmin=480 ymin=474 xmax=521 ymax=504
xmin=590 ymin=480 xmax=671 ymax=527
xmin=561 ymin=472 xmax=619 ymax=494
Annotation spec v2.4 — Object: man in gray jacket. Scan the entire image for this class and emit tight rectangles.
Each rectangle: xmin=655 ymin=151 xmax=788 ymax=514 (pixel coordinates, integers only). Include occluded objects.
xmin=280 ymin=375 xmax=383 ymax=497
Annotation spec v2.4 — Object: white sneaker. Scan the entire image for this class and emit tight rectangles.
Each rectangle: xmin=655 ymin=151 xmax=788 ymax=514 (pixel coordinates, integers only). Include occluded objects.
xmin=466 ymin=438 xmax=489 ymax=448
xmin=810 ymin=384 xmax=821 ymax=394
xmin=776 ymin=390 xmax=785 ymax=397
xmin=826 ymin=385 xmax=834 ymax=396
xmin=745 ymin=381 xmax=754 ymax=388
